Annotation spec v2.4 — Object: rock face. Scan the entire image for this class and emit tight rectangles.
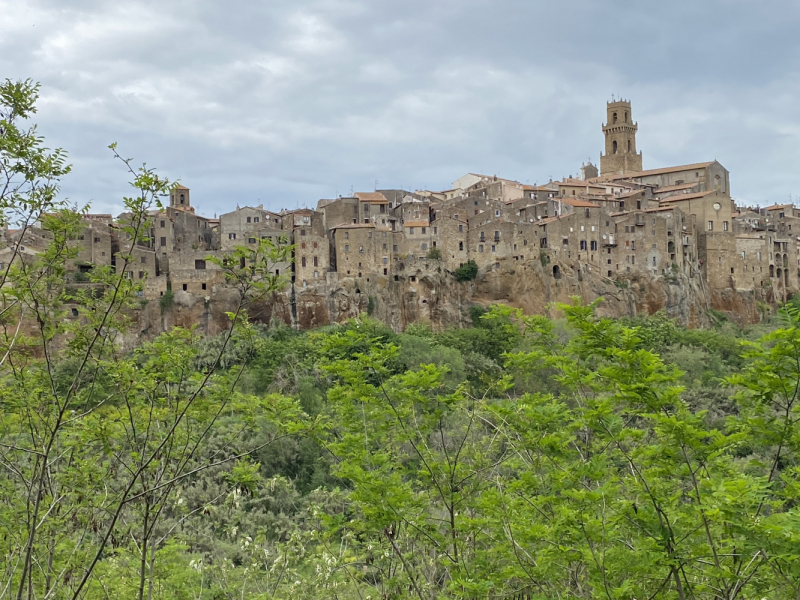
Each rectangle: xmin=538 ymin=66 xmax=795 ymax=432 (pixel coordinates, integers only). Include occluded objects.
xmin=125 ymin=253 xmax=759 ymax=344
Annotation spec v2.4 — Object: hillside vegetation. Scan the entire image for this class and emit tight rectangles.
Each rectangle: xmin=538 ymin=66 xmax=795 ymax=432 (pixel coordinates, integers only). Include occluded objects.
xmin=3 ymin=78 xmax=800 ymax=600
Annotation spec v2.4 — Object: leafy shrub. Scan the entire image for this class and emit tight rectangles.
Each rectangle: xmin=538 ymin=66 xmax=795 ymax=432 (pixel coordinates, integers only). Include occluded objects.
xmin=426 ymin=246 xmax=442 ymax=260
xmin=454 ymin=259 xmax=478 ymax=282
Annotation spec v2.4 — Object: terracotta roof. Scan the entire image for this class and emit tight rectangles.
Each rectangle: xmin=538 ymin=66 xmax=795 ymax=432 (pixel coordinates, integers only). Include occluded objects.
xmin=537 ymin=216 xmax=561 ymax=225
xmin=617 ymin=189 xmax=645 ymax=199
xmin=764 ymin=204 xmax=793 ymax=211
xmin=659 ymin=190 xmax=717 ymax=204
xmin=560 ymin=197 xmax=600 ymax=208
xmin=558 ymin=178 xmax=605 ymax=188
xmin=608 ymin=161 xmax=716 ymax=180
xmin=643 ymin=206 xmax=678 ymax=213
xmin=355 ymin=192 xmax=389 ymax=203
xmin=404 ymin=221 xmax=430 ymax=227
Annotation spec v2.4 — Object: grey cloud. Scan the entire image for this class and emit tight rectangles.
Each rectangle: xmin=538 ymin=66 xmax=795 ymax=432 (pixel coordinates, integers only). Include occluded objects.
xmin=2 ymin=0 xmax=800 ymax=215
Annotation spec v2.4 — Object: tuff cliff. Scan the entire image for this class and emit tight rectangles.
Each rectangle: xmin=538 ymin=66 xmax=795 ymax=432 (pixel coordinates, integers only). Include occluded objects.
xmin=126 ymin=251 xmax=764 ymax=346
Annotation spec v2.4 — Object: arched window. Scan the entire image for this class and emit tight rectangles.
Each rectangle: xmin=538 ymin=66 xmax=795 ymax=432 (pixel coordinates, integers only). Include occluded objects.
xmin=180 ymin=194 xmax=185 ymax=204
xmin=628 ymin=140 xmax=632 ymax=152
xmin=613 ymin=112 xmax=618 ymax=124
xmin=625 ymin=111 xmax=628 ymax=122
xmin=613 ymin=141 xmax=618 ymax=154
xmin=553 ymin=264 xmax=561 ymax=279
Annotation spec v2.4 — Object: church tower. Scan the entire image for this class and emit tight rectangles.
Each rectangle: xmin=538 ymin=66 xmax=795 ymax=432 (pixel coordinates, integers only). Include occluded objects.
xmin=600 ymin=99 xmax=642 ymax=176
xmin=169 ymin=185 xmax=191 ymax=210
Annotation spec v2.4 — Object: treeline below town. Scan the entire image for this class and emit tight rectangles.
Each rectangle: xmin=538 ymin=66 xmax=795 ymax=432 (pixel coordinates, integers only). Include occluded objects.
xmin=4 ymin=295 xmax=800 ymax=599
xmin=3 ymin=77 xmax=800 ymax=600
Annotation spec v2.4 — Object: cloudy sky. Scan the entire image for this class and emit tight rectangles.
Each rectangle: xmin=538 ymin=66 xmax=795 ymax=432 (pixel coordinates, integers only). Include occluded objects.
xmin=2 ymin=0 xmax=798 ymax=216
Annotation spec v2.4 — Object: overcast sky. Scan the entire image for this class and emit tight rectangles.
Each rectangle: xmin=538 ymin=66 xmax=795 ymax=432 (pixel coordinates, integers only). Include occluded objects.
xmin=2 ymin=0 xmax=798 ymax=216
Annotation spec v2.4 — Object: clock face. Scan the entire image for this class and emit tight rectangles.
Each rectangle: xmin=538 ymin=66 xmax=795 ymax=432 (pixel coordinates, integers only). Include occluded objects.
xmin=713 ymin=202 xmax=721 ymax=211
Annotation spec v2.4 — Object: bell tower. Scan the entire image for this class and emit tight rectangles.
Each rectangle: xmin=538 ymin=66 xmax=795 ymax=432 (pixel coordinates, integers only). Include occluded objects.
xmin=169 ymin=185 xmax=191 ymax=209
xmin=600 ymin=99 xmax=642 ymax=175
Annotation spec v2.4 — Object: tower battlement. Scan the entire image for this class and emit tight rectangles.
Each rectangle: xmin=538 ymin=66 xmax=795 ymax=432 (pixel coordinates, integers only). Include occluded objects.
xmin=600 ymin=99 xmax=643 ymax=175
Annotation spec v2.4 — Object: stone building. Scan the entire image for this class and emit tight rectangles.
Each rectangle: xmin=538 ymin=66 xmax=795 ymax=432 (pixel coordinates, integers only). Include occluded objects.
xmin=600 ymin=99 xmax=643 ymax=175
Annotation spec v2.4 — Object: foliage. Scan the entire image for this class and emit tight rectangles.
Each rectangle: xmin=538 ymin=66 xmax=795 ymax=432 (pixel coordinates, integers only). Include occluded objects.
xmin=4 ymin=78 xmax=800 ymax=600
xmin=454 ymin=259 xmax=478 ymax=282
xmin=426 ymin=246 xmax=442 ymax=260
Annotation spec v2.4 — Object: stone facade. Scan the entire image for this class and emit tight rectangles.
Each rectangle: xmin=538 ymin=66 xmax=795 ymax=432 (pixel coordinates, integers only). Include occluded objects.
xmin=2 ymin=99 xmax=798 ymax=332
xmin=600 ymin=99 xmax=643 ymax=175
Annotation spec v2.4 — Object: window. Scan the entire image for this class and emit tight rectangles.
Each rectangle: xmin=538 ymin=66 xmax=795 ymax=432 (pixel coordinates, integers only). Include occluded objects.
xmin=363 ymin=204 xmax=369 ymax=213
xmin=591 ymin=241 xmax=597 ymax=251
xmin=202 ymin=283 xmax=207 ymax=290
xmin=300 ymin=229 xmax=306 ymax=236
xmin=141 ymin=256 xmax=146 ymax=264
xmin=580 ymin=240 xmax=587 ymax=250
xmin=254 ymin=217 xmax=259 ymax=223
xmin=138 ymin=271 xmax=144 ymax=279
xmin=459 ymin=241 xmax=464 ymax=251
xmin=458 ymin=224 xmax=463 ymax=233
xmin=359 ymin=246 xmax=364 ymax=253
xmin=393 ymin=245 xmax=398 ymax=252
xmin=631 ymin=241 xmax=635 ymax=250
xmin=433 ymin=227 xmax=437 ymax=234
xmin=313 ymin=256 xmax=318 ymax=267
xmin=409 ymin=227 xmax=415 ymax=235
xmin=94 ymin=237 xmax=100 ymax=243
xmin=491 ymin=245 xmax=496 ymax=252
xmin=723 ymin=221 xmax=729 ymax=231
xmin=368 ymin=232 xmax=372 ymax=238
xmin=422 ymin=243 xmax=427 ymax=251
xmin=313 ymin=241 xmax=318 ymax=248
xmin=182 ymin=283 xmax=187 ymax=291
xmin=301 ymin=257 xmax=306 ymax=267
xmin=613 ymin=140 xmax=618 ymax=154
xmin=247 ymin=216 xmax=251 ymax=223
xmin=248 ymin=237 xmax=256 ymax=244
xmin=479 ymin=245 xmax=484 ymax=252
xmin=495 ymin=210 xmax=500 ymax=217
xmin=195 ymin=259 xmax=206 ymax=270
xmin=160 ymin=220 xmax=165 ymax=227
xmin=708 ymin=221 xmax=713 ymax=231
xmin=345 ymin=245 xmax=350 ymax=252
xmin=301 ymin=242 xmax=306 ymax=249
xmin=228 ymin=233 xmax=236 ymax=240
xmin=421 ymin=227 xmax=426 ymax=234
xmin=314 ymin=271 xmax=318 ymax=278
xmin=161 ymin=237 xmax=167 ymax=246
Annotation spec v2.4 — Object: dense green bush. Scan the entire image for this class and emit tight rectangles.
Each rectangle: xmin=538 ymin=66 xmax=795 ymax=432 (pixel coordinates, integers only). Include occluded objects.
xmin=454 ymin=258 xmax=478 ymax=281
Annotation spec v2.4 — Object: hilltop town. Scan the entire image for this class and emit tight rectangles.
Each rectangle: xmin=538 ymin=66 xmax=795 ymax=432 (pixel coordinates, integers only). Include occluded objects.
xmin=2 ymin=99 xmax=797 ymax=333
